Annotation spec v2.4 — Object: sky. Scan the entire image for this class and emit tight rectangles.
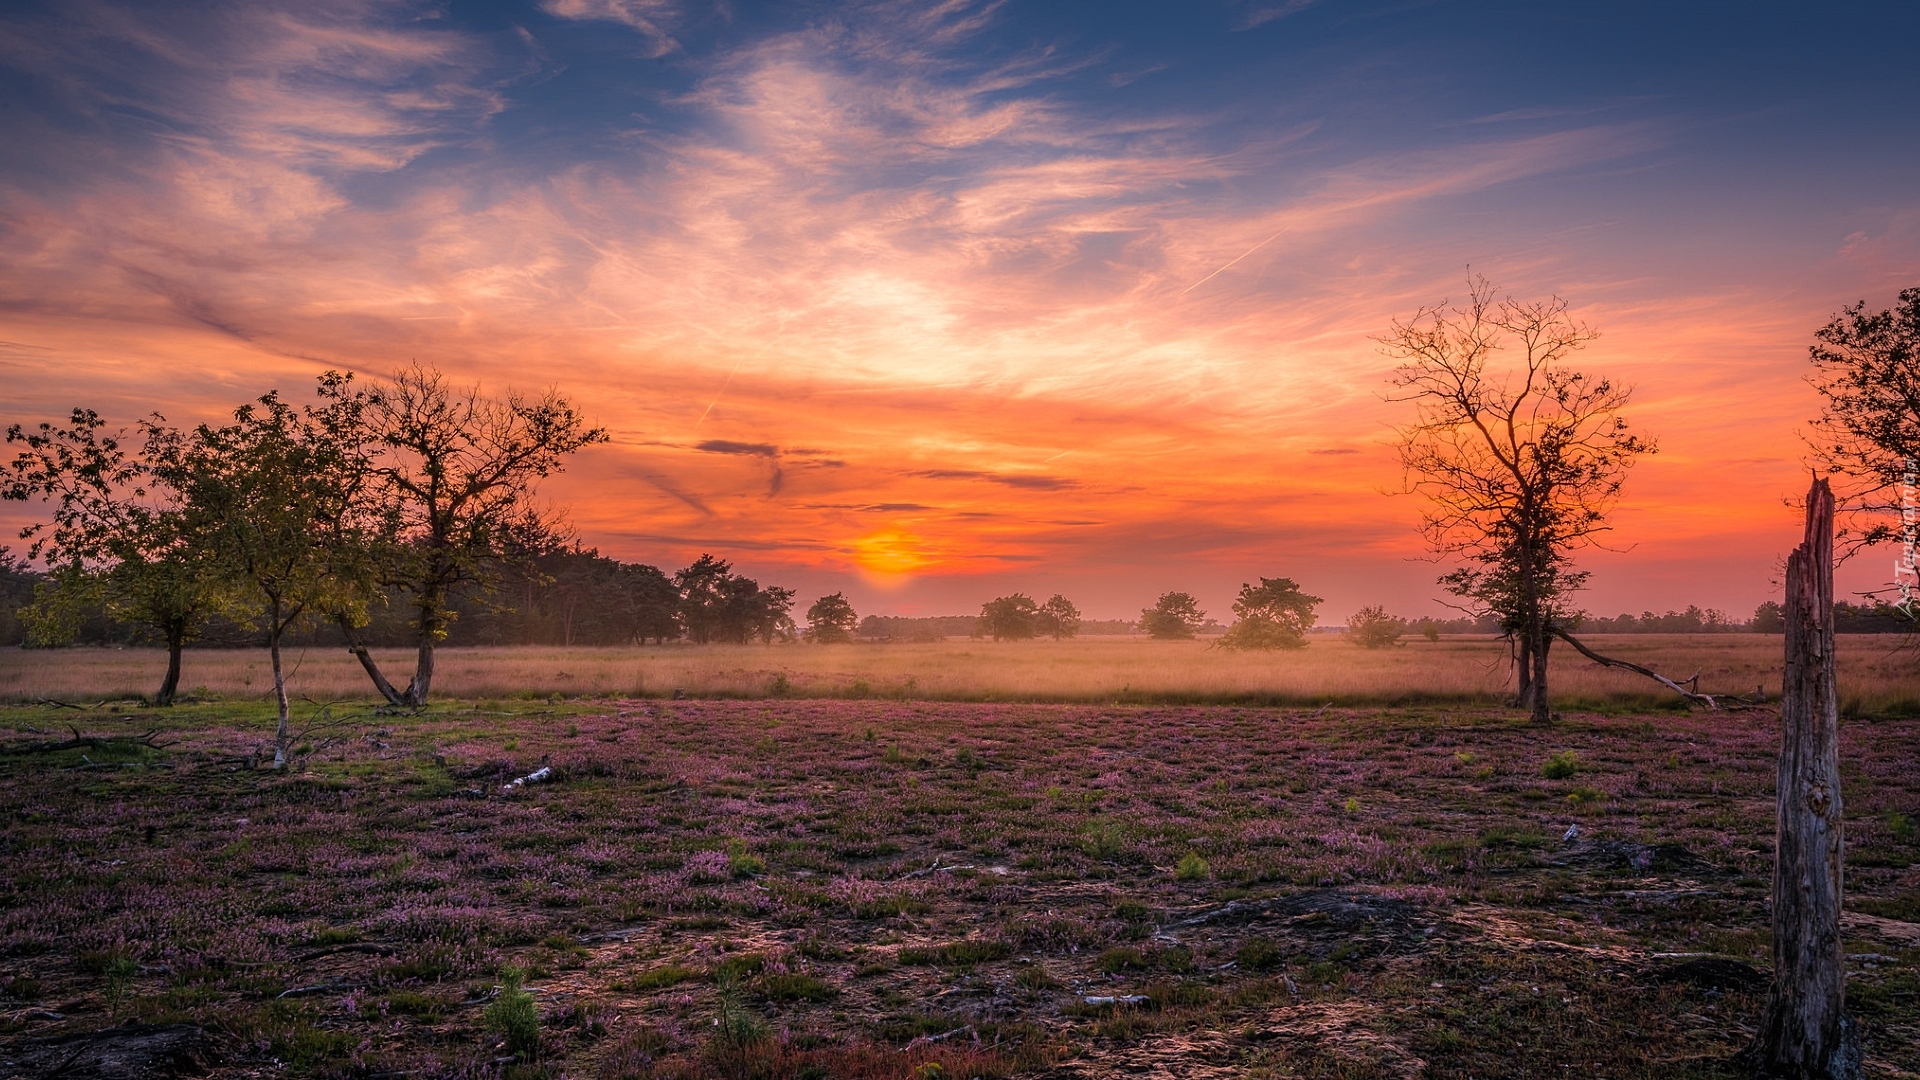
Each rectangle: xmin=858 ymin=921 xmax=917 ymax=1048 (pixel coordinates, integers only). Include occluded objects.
xmin=2 ymin=0 xmax=1918 ymax=623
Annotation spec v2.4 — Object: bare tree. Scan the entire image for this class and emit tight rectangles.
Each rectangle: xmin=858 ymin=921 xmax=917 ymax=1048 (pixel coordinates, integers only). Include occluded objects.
xmin=1385 ymin=276 xmax=1653 ymax=722
xmin=335 ymin=365 xmax=607 ymax=705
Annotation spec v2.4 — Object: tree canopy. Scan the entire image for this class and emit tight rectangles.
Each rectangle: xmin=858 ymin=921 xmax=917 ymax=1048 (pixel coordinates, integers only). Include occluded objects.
xmin=806 ymin=592 xmax=859 ymax=643
xmin=1140 ymin=591 xmax=1205 ymax=640
xmin=1218 ymin=577 xmax=1320 ymax=649
xmin=978 ymin=593 xmax=1040 ymax=641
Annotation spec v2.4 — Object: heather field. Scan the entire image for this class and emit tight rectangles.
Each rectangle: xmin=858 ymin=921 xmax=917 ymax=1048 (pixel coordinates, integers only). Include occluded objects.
xmin=7 ymin=634 xmax=1920 ymax=713
xmin=0 ymin=698 xmax=1917 ymax=1079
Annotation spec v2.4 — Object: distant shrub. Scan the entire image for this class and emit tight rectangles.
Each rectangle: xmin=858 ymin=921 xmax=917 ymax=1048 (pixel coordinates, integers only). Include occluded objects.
xmin=1543 ymin=751 xmax=1581 ymax=780
xmin=1347 ymin=605 xmax=1406 ymax=648
xmin=1566 ymin=785 xmax=1605 ymax=805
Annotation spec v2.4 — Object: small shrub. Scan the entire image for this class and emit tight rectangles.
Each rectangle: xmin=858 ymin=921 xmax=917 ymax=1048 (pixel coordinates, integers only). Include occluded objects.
xmin=1235 ymin=938 xmax=1285 ymax=972
xmin=1080 ymin=820 xmax=1126 ymax=860
xmin=727 ymin=839 xmax=766 ymax=878
xmin=898 ymin=939 xmax=1014 ymax=967
xmin=624 ymin=964 xmax=698 ymax=991
xmin=1543 ymin=750 xmax=1580 ymax=780
xmin=1174 ymin=851 xmax=1209 ymax=881
xmin=1015 ymin=964 xmax=1060 ymax=990
xmin=1566 ymin=785 xmax=1605 ymax=806
xmin=1347 ymin=605 xmax=1405 ymax=648
xmin=1096 ymin=946 xmax=1147 ymax=974
xmin=713 ymin=953 xmax=767 ymax=983
xmin=484 ymin=966 xmax=540 ymax=1061
xmin=712 ymin=971 xmax=768 ymax=1049
xmin=1889 ymin=811 xmax=1915 ymax=841
xmin=755 ymin=972 xmax=838 ymax=1002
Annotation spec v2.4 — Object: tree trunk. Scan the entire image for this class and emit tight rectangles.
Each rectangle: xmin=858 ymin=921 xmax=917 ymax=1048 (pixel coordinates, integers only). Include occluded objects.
xmin=269 ymin=599 xmax=291 ymax=770
xmin=1750 ymin=478 xmax=1858 ymax=1078
xmin=338 ymin=616 xmax=406 ymax=705
xmin=1529 ymin=624 xmax=1551 ymax=724
xmin=156 ymin=626 xmax=184 ymax=708
xmin=1514 ymin=633 xmax=1535 ymax=708
xmin=403 ymin=582 xmax=444 ymax=706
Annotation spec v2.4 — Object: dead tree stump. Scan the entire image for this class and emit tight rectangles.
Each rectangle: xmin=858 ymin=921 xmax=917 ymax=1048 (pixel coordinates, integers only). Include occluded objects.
xmin=1749 ymin=478 xmax=1859 ymax=1078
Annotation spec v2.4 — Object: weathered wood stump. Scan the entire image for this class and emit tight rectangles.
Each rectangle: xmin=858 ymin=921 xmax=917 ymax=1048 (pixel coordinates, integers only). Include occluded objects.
xmin=1748 ymin=478 xmax=1859 ymax=1078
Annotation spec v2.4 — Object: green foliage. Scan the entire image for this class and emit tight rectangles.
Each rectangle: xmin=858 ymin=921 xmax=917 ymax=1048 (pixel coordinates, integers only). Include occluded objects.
xmin=978 ymin=593 xmax=1040 ymax=640
xmin=1079 ymin=819 xmax=1126 ymax=860
xmin=1543 ymin=750 xmax=1581 ymax=780
xmin=1140 ymin=591 xmax=1206 ymax=640
xmin=624 ymin=965 xmax=698 ymax=991
xmin=1347 ymin=605 xmax=1405 ymax=648
xmin=484 ymin=966 xmax=541 ymax=1061
xmin=1235 ymin=938 xmax=1285 ymax=972
xmin=1174 ymin=851 xmax=1210 ymax=881
xmin=1218 ymin=578 xmax=1320 ymax=650
xmin=676 ymin=553 xmax=795 ymax=645
xmin=711 ymin=968 xmax=768 ymax=1048
xmin=805 ymin=592 xmax=859 ymax=643
xmin=1036 ymin=594 xmax=1082 ymax=639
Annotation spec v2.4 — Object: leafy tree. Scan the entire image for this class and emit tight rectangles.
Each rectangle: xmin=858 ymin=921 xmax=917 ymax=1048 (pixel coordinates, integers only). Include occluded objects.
xmin=1217 ymin=578 xmax=1319 ymax=649
xmin=674 ymin=554 xmax=792 ymax=643
xmin=618 ymin=562 xmax=682 ymax=644
xmin=978 ymin=593 xmax=1039 ymax=640
xmin=1385 ymin=276 xmax=1653 ymax=722
xmin=339 ymin=365 xmax=608 ymax=705
xmin=3 ymin=409 xmax=240 ymax=704
xmin=1347 ymin=605 xmax=1405 ymax=648
xmin=1806 ymin=286 xmax=1920 ymax=604
xmin=1140 ymin=591 xmax=1206 ymax=640
xmin=148 ymin=391 xmax=380 ymax=767
xmin=805 ymin=592 xmax=859 ymax=643
xmin=0 ymin=548 xmax=40 ymax=646
xmin=1036 ymin=593 xmax=1081 ymax=640
xmin=1751 ymin=601 xmax=1785 ymax=634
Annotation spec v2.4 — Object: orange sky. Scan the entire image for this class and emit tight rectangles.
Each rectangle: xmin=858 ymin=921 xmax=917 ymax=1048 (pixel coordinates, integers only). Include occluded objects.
xmin=3 ymin=1 xmax=1917 ymax=622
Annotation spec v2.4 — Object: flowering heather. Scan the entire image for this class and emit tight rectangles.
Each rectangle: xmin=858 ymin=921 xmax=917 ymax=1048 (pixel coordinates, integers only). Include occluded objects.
xmin=0 ymin=698 xmax=1915 ymax=1077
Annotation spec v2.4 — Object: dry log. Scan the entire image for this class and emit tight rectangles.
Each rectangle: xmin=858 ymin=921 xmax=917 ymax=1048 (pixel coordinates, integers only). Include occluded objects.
xmin=1745 ymin=478 xmax=1859 ymax=1079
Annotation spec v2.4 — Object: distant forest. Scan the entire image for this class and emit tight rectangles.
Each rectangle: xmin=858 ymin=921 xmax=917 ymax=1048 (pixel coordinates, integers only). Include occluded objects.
xmin=2 ymin=545 xmax=1905 ymax=649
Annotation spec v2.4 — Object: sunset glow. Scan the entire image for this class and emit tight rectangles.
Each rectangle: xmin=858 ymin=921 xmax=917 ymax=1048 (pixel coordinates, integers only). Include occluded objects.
xmin=3 ymin=0 xmax=1917 ymax=620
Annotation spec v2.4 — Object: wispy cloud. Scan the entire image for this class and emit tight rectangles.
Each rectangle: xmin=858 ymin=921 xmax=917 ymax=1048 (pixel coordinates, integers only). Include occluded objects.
xmin=541 ymin=0 xmax=684 ymax=57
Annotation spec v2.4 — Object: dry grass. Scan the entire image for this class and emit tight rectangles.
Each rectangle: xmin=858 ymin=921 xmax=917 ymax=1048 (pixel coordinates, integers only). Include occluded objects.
xmin=6 ymin=633 xmax=1920 ymax=712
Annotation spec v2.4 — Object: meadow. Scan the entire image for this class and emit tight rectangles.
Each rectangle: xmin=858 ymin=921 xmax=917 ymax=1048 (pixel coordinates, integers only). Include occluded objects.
xmin=6 ymin=633 xmax=1920 ymax=714
xmin=0 ymin=693 xmax=1915 ymax=1079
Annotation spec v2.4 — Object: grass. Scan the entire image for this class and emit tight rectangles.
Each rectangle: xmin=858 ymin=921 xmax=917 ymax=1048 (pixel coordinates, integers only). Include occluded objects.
xmin=0 ymin=693 xmax=1916 ymax=1077
xmin=9 ymin=632 xmax=1920 ymax=711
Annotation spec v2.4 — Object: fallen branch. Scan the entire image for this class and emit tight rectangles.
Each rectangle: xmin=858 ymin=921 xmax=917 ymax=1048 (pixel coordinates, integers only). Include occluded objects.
xmin=9 ymin=726 xmax=175 ymax=754
xmin=1553 ymin=630 xmax=1764 ymax=711
xmin=502 ymin=765 xmax=553 ymax=791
